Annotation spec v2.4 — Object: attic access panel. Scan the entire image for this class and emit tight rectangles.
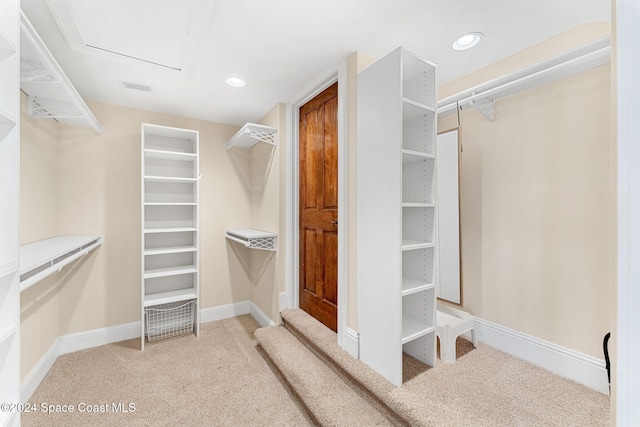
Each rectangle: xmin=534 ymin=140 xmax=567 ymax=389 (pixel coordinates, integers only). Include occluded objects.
xmin=47 ymin=0 xmax=214 ymax=71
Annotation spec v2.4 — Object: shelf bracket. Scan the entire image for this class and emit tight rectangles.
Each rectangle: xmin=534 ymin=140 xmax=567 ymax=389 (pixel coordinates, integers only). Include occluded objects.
xmin=469 ymin=95 xmax=496 ymax=122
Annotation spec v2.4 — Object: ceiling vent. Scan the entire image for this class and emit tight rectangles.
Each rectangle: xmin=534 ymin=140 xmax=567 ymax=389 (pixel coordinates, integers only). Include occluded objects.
xmin=46 ymin=0 xmax=215 ymax=73
xmin=123 ymin=81 xmax=152 ymax=92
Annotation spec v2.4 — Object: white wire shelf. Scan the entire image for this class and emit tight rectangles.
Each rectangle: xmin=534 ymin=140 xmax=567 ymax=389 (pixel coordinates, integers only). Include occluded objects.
xmin=27 ymin=95 xmax=87 ymax=119
xmin=19 ymin=235 xmax=103 ymax=292
xmin=225 ymin=123 xmax=277 ymax=150
xmin=225 ymin=229 xmax=277 ymax=251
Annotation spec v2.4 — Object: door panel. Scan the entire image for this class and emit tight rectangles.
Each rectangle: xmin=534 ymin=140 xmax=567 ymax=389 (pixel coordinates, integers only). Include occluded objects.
xmin=299 ymin=82 xmax=338 ymax=332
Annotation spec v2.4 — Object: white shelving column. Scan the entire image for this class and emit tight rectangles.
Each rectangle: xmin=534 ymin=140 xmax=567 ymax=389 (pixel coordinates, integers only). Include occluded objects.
xmin=357 ymin=47 xmax=437 ymax=386
xmin=0 ymin=0 xmax=20 ymax=425
xmin=141 ymin=123 xmax=199 ymax=349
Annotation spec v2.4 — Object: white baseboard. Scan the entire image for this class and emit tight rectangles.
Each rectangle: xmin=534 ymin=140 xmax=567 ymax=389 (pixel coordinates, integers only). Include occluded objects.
xmin=249 ymin=301 xmax=276 ymax=327
xmin=279 ymin=292 xmax=287 ymax=312
xmin=21 ymin=300 xmax=266 ymax=403
xmin=474 ymin=317 xmax=609 ymax=394
xmin=343 ymin=327 xmax=360 ymax=359
xmin=200 ymin=301 xmax=250 ymax=324
xmin=21 ymin=339 xmax=59 ymax=403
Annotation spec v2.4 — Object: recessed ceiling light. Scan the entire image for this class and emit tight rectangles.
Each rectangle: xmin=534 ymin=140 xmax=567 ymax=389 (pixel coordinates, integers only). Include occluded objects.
xmin=452 ymin=32 xmax=483 ymax=51
xmin=226 ymin=77 xmax=246 ymax=88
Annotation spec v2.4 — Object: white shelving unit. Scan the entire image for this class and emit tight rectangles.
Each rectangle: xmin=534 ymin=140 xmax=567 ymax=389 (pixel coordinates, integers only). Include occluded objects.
xmin=0 ymin=1 xmax=20 ymax=425
xmin=224 ymin=123 xmax=277 ymax=150
xmin=357 ymin=47 xmax=437 ymax=386
xmin=19 ymin=235 xmax=102 ymax=291
xmin=141 ymin=123 xmax=199 ymax=349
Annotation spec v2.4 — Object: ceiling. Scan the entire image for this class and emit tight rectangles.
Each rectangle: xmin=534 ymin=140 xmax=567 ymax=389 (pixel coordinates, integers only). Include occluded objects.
xmin=20 ymin=0 xmax=610 ymax=127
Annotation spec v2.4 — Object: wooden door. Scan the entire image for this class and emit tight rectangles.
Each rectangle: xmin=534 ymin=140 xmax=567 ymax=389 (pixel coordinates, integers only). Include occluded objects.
xmin=299 ymin=82 xmax=338 ymax=332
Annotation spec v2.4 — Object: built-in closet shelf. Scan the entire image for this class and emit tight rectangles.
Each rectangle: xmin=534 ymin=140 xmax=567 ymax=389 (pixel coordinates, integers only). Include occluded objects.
xmin=225 ymin=123 xmax=277 ymax=150
xmin=144 ymin=246 xmax=197 ymax=256
xmin=144 ymin=149 xmax=197 ymax=161
xmin=143 ymin=266 xmax=197 ymax=279
xmin=20 ymin=12 xmax=102 ymax=134
xmin=402 ymin=149 xmax=434 ymax=163
xmin=19 ymin=235 xmax=103 ymax=292
xmin=401 ymin=316 xmax=435 ymax=344
xmin=225 ymin=229 xmax=277 ymax=251
xmin=0 ymin=109 xmax=17 ymax=141
xmin=401 ymin=278 xmax=435 ymax=296
xmin=402 ymin=98 xmax=435 ymax=120
xmin=0 ymin=30 xmax=17 ymax=62
xmin=0 ymin=325 xmax=17 ymax=347
xmin=402 ymin=203 xmax=435 ymax=208
xmin=0 ymin=260 xmax=17 ymax=279
xmin=144 ymin=175 xmax=197 ymax=183
xmin=401 ymin=239 xmax=434 ymax=251
xmin=144 ymin=202 xmax=197 ymax=206
xmin=144 ymin=289 xmax=197 ymax=307
xmin=144 ymin=227 xmax=197 ymax=234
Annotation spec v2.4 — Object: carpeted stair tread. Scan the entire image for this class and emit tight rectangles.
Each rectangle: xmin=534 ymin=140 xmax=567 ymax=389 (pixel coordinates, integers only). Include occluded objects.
xmin=280 ymin=309 xmax=460 ymax=426
xmin=255 ymin=325 xmax=405 ymax=426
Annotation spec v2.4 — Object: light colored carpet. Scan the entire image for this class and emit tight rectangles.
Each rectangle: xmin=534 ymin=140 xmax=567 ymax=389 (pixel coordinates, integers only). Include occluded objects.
xmin=21 ymin=315 xmax=312 ymax=427
xmin=22 ymin=312 xmax=610 ymax=426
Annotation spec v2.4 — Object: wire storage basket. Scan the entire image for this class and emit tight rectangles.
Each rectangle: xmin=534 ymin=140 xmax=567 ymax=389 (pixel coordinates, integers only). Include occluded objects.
xmin=145 ymin=299 xmax=195 ymax=342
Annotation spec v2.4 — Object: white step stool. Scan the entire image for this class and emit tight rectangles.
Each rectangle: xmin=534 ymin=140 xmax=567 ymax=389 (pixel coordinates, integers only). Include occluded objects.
xmin=436 ymin=304 xmax=477 ymax=363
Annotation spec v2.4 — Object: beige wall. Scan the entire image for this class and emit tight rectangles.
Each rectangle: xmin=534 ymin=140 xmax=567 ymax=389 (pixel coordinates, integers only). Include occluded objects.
xmin=437 ymin=25 xmax=612 ymax=358
xmin=247 ymin=104 xmax=287 ymax=323
xmin=20 ymin=98 xmax=250 ymax=380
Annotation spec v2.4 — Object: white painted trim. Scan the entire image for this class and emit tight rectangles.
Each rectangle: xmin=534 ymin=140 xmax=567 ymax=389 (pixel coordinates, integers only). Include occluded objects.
xmin=287 ymin=65 xmax=347 ymax=346
xmin=474 ymin=317 xmax=608 ymax=394
xmin=249 ymin=301 xmax=276 ymax=327
xmin=336 ymin=58 xmax=348 ymax=351
xmin=58 ymin=321 xmax=139 ymax=356
xmin=343 ymin=327 xmax=360 ymax=359
xmin=199 ymin=301 xmax=250 ymax=323
xmin=616 ymin=1 xmax=640 ymax=424
xmin=279 ymin=291 xmax=287 ymax=312
xmin=21 ymin=339 xmax=59 ymax=403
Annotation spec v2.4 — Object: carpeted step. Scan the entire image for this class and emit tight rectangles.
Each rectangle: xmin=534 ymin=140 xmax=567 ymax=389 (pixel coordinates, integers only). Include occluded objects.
xmin=255 ymin=325 xmax=407 ymax=426
xmin=279 ymin=309 xmax=459 ymax=427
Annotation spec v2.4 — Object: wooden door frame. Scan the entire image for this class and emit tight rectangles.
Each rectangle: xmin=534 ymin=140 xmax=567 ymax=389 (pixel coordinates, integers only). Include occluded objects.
xmin=286 ymin=61 xmax=349 ymax=350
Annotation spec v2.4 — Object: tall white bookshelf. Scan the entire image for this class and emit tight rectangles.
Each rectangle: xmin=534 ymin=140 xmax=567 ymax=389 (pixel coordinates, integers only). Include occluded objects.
xmin=0 ymin=0 xmax=20 ymax=425
xmin=357 ymin=47 xmax=437 ymax=386
xmin=141 ymin=123 xmax=199 ymax=349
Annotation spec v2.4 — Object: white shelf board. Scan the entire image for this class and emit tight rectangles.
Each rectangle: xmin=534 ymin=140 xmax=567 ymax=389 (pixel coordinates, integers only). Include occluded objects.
xmin=144 ymin=288 xmax=197 ymax=307
xmin=401 ymin=239 xmax=435 ymax=251
xmin=401 ymin=316 xmax=435 ymax=344
xmin=19 ymin=235 xmax=102 ymax=291
xmin=0 ymin=260 xmax=18 ymax=279
xmin=226 ymin=229 xmax=277 ymax=239
xmin=144 ymin=202 xmax=197 ymax=206
xmin=225 ymin=228 xmax=277 ymax=251
xmin=144 ymin=148 xmax=197 ymax=161
xmin=144 ymin=265 xmax=197 ymax=279
xmin=225 ymin=123 xmax=277 ymax=150
xmin=402 ymin=149 xmax=434 ymax=163
xmin=0 ymin=325 xmax=17 ymax=347
xmin=20 ymin=12 xmax=102 ymax=134
xmin=402 ymin=202 xmax=435 ymax=208
xmin=144 ymin=175 xmax=197 ymax=183
xmin=0 ymin=30 xmax=17 ymax=63
xmin=144 ymin=246 xmax=197 ymax=256
xmin=144 ymin=227 xmax=197 ymax=234
xmin=401 ymin=278 xmax=435 ymax=296
xmin=402 ymin=98 xmax=435 ymax=121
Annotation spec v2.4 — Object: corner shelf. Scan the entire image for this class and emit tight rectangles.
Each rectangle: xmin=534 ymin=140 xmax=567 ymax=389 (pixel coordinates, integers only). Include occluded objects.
xmin=225 ymin=123 xmax=277 ymax=150
xmin=19 ymin=235 xmax=103 ymax=292
xmin=225 ymin=229 xmax=277 ymax=251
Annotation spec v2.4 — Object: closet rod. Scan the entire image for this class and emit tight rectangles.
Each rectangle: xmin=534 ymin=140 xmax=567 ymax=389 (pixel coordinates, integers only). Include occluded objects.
xmin=437 ymin=36 xmax=611 ymax=117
